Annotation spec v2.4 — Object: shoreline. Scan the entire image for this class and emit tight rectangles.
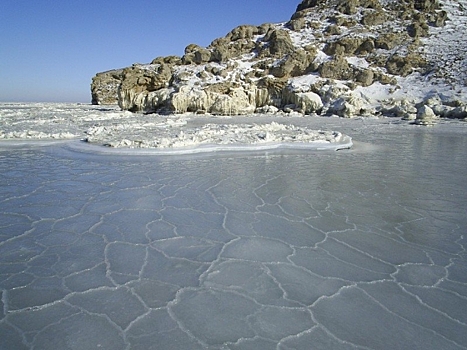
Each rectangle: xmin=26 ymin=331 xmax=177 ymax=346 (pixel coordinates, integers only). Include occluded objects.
xmin=1 ymin=102 xmax=466 ymax=155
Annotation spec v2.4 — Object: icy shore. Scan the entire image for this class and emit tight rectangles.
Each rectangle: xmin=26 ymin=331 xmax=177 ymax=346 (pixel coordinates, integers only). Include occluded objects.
xmin=0 ymin=103 xmax=354 ymax=152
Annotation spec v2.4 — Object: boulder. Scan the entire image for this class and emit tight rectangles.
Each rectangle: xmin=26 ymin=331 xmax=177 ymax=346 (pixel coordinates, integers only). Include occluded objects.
xmin=313 ymin=82 xmax=351 ymax=105
xmin=270 ymin=48 xmax=317 ymax=78
xmin=255 ymin=105 xmax=279 ymax=114
xmin=408 ymin=21 xmax=429 ymax=38
xmin=433 ymin=10 xmax=448 ymax=27
xmin=415 ymin=105 xmax=437 ymax=125
xmin=355 ymin=69 xmax=374 ymax=86
xmin=414 ymin=0 xmax=439 ymax=12
xmin=287 ymin=17 xmax=307 ymax=31
xmin=431 ymin=104 xmax=454 ymax=118
xmin=296 ymin=0 xmax=319 ymax=12
xmin=324 ymin=37 xmax=375 ymax=57
xmin=119 ymin=64 xmax=172 ymax=95
xmin=194 ymin=49 xmax=213 ymax=64
xmin=324 ymin=24 xmax=342 ymax=35
xmin=361 ymin=9 xmax=386 ymax=26
xmin=261 ymin=29 xmax=295 ymax=57
xmin=151 ymin=55 xmax=182 ymax=65
xmin=395 ymin=100 xmax=418 ymax=120
xmin=329 ymin=94 xmax=365 ymax=118
xmin=227 ymin=25 xmax=259 ymax=41
xmin=375 ymin=33 xmax=405 ymax=50
xmin=335 ymin=0 xmax=382 ymax=15
xmin=207 ymin=25 xmax=263 ymax=64
xmin=336 ymin=0 xmax=358 ymax=15
xmin=447 ymin=106 xmax=467 ymax=119
xmin=284 ymin=91 xmax=324 ymax=114
xmin=319 ymin=56 xmax=354 ymax=80
xmin=182 ymin=44 xmax=212 ymax=64
xmin=386 ymin=54 xmax=426 ymax=76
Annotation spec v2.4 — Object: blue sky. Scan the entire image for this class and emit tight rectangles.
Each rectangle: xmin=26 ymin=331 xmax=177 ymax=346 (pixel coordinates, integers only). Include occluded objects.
xmin=0 ymin=0 xmax=297 ymax=103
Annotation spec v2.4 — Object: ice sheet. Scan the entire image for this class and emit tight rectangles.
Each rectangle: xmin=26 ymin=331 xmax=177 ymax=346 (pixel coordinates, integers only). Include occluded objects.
xmin=1 ymin=106 xmax=467 ymax=349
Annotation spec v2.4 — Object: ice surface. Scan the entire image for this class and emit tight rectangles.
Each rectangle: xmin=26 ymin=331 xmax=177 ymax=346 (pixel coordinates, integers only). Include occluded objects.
xmin=1 ymin=105 xmax=467 ymax=349
xmin=0 ymin=103 xmax=352 ymax=152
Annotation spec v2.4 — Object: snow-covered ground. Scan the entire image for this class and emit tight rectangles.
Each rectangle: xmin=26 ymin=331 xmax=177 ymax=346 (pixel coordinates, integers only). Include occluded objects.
xmin=421 ymin=0 xmax=467 ymax=87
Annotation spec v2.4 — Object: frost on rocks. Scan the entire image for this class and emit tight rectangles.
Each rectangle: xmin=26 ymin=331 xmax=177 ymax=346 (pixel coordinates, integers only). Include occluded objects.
xmin=91 ymin=0 xmax=467 ymax=122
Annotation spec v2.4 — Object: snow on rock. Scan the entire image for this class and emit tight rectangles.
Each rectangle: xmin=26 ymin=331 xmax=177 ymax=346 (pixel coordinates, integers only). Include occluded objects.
xmin=284 ymin=91 xmax=324 ymax=114
xmin=415 ymin=105 xmax=438 ymax=125
xmin=90 ymin=0 xmax=467 ymax=124
xmin=90 ymin=0 xmax=467 ymax=125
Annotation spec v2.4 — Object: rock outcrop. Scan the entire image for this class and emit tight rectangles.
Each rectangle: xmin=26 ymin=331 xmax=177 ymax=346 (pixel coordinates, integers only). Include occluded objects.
xmin=91 ymin=0 xmax=467 ymax=120
xmin=91 ymin=69 xmax=123 ymax=105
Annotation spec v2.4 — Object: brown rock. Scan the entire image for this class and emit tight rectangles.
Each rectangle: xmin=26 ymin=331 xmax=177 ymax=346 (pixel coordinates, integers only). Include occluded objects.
xmin=210 ymin=43 xmax=231 ymax=63
xmin=414 ymin=0 xmax=439 ymax=12
xmin=91 ymin=69 xmax=123 ymax=105
xmin=433 ymin=10 xmax=448 ymax=27
xmin=386 ymin=53 xmax=427 ymax=76
xmin=336 ymin=0 xmax=358 ymax=15
xmin=408 ymin=22 xmax=429 ymax=38
xmin=119 ymin=64 xmax=172 ymax=100
xmin=270 ymin=48 xmax=317 ymax=78
xmin=324 ymin=24 xmax=342 ymax=35
xmin=324 ymin=37 xmax=363 ymax=56
xmin=355 ymin=69 xmax=374 ymax=86
xmin=182 ymin=44 xmax=204 ymax=64
xmin=151 ymin=56 xmax=182 ymax=65
xmin=356 ymin=39 xmax=375 ymax=55
xmin=193 ymin=48 xmax=212 ymax=64
xmin=319 ymin=56 xmax=354 ymax=80
xmin=361 ymin=9 xmax=386 ymax=26
xmin=261 ymin=29 xmax=295 ymax=57
xmin=287 ymin=17 xmax=306 ymax=31
xmin=296 ymin=0 xmax=319 ymax=12
xmin=227 ymin=25 xmax=259 ymax=41
xmin=375 ymin=33 xmax=405 ymax=50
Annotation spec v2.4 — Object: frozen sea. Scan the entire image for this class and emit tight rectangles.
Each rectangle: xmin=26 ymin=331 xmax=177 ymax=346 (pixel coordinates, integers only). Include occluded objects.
xmin=1 ymin=104 xmax=467 ymax=349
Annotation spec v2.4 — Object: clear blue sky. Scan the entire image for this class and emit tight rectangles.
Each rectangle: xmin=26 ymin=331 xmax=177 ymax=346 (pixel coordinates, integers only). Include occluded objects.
xmin=0 ymin=0 xmax=297 ymax=103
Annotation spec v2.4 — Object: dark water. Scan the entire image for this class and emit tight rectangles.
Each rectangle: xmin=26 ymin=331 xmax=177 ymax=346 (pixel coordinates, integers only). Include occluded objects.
xmin=1 ymin=121 xmax=467 ymax=349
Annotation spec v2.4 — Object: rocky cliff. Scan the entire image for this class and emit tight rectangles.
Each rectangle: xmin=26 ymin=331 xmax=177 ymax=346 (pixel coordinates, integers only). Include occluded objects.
xmin=91 ymin=0 xmax=467 ymax=120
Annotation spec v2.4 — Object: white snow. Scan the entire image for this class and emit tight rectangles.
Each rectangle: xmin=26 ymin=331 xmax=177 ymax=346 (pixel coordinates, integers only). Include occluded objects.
xmin=0 ymin=103 xmax=352 ymax=152
xmin=421 ymin=0 xmax=467 ymax=87
xmin=346 ymin=56 xmax=370 ymax=69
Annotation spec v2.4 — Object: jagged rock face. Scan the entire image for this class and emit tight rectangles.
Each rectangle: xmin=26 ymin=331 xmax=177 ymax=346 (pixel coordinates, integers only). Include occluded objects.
xmin=270 ymin=47 xmax=317 ymax=78
xmin=296 ymin=0 xmax=319 ymax=12
xmin=117 ymin=64 xmax=174 ymax=112
xmin=91 ymin=69 xmax=123 ymax=105
xmin=91 ymin=0 xmax=462 ymax=118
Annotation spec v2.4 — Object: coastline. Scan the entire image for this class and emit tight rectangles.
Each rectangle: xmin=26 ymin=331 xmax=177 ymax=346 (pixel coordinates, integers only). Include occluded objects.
xmin=1 ymin=102 xmax=466 ymax=156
